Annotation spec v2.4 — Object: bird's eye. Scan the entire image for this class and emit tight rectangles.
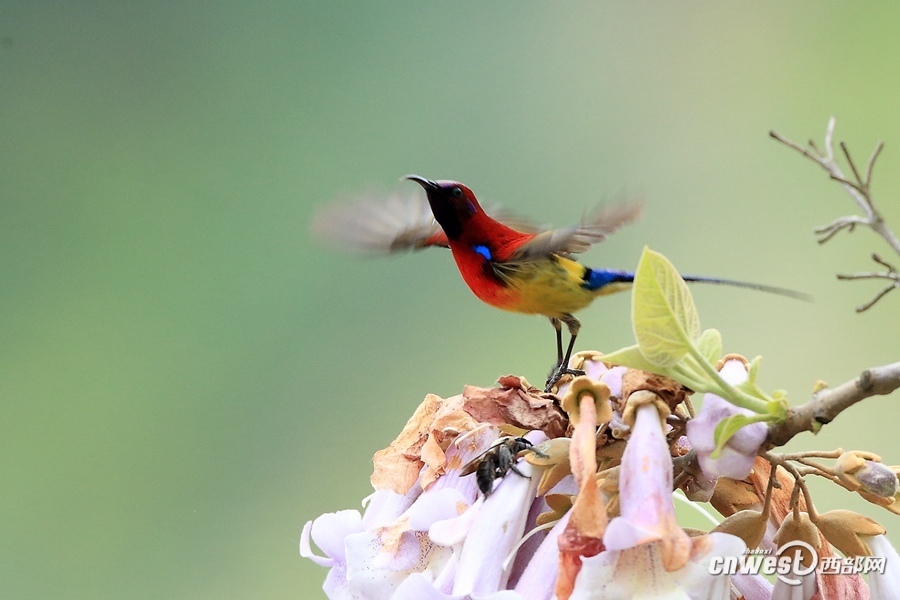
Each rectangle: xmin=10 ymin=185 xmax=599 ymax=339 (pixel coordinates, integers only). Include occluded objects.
xmin=451 ymin=187 xmax=463 ymax=197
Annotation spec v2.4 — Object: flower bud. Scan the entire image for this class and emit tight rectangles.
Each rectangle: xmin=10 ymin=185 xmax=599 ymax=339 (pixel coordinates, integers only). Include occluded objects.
xmin=598 ymin=466 xmax=620 ymax=518
xmin=686 ymin=359 xmax=766 ymax=480
xmin=815 ymin=509 xmax=886 ymax=557
xmin=712 ymin=509 xmax=768 ymax=549
xmin=709 ymin=477 xmax=762 ymax=518
xmin=773 ymin=511 xmax=820 ymax=567
xmin=526 ymin=437 xmax=572 ymax=496
xmin=835 ymin=451 xmax=899 ymax=498
xmin=536 ymin=493 xmax=574 ymax=526
xmin=877 ymin=467 xmax=900 ymax=517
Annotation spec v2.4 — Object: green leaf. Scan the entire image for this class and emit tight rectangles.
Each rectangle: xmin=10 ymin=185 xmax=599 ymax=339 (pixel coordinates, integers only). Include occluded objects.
xmin=747 ymin=355 xmax=762 ymax=384
xmin=632 ymin=247 xmax=701 ymax=367
xmin=601 ymin=344 xmax=660 ymax=373
xmin=711 ymin=413 xmax=770 ymax=458
xmin=696 ymin=328 xmax=722 ymax=364
xmin=770 ymin=390 xmax=789 ymax=417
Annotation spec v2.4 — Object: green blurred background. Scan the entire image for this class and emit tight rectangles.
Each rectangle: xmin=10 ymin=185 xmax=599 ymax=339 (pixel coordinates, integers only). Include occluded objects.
xmin=2 ymin=2 xmax=900 ymax=598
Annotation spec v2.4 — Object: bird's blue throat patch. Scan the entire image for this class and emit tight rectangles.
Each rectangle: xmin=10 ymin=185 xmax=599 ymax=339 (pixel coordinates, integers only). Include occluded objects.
xmin=473 ymin=244 xmax=492 ymax=261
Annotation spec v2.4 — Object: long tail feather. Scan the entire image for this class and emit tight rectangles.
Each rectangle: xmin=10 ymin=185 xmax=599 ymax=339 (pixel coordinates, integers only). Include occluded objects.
xmin=681 ymin=275 xmax=811 ymax=301
xmin=583 ymin=268 xmax=810 ymax=301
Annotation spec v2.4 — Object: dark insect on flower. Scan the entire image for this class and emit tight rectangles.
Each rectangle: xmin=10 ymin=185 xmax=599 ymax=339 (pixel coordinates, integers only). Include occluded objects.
xmin=461 ymin=436 xmax=544 ymax=496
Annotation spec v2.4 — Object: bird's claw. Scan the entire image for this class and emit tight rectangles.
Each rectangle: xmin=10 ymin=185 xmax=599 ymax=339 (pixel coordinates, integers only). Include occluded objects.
xmin=544 ymin=366 xmax=586 ymax=393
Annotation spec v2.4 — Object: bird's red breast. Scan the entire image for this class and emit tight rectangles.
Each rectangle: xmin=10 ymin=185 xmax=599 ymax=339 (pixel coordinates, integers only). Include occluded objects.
xmin=444 ymin=211 xmax=535 ymax=311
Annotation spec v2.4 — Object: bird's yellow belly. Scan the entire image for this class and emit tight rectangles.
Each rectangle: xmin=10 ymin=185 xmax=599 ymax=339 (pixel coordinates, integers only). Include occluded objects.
xmin=498 ymin=259 xmax=597 ymax=317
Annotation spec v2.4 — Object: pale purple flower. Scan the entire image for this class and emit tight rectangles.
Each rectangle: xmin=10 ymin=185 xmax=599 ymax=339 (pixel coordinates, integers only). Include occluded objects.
xmin=302 ymin=424 xmax=560 ymax=599
xmin=604 ymin=401 xmax=689 ymax=554
xmin=303 ymin=360 xmax=898 ymax=600
xmin=686 ymin=359 xmax=767 ymax=480
xmin=769 ymin=569 xmax=817 ymax=600
xmin=732 ymin=572 xmax=774 ymax=600
xmin=443 ymin=435 xmax=544 ymax=596
xmin=301 ymin=509 xmax=366 ymax=598
xmin=301 ymin=425 xmax=497 ymax=599
xmin=511 ymin=511 xmax=570 ymax=600
xmin=673 ymin=436 xmax=717 ymax=502
xmin=865 ymin=535 xmax=900 ymax=600
xmin=556 ymin=354 xmax=626 ymax=402
xmin=570 ymin=533 xmax=746 ymax=600
xmin=569 ymin=398 xmax=747 ymax=599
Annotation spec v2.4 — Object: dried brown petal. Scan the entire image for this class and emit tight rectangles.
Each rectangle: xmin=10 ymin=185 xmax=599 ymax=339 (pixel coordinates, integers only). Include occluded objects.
xmin=622 ymin=368 xmax=691 ymax=412
xmin=462 ymin=376 xmax=568 ymax=438
xmin=371 ymin=394 xmax=443 ymax=493
xmin=420 ymin=403 xmax=484 ymax=488
xmin=715 ymin=353 xmax=748 ymax=371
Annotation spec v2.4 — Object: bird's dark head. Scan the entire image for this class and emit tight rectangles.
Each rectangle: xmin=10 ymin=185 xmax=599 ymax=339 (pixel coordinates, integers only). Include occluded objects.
xmin=405 ymin=175 xmax=482 ymax=240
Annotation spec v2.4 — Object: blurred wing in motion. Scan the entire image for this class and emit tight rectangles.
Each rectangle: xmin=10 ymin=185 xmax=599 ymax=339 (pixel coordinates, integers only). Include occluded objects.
xmin=311 ymin=189 xmax=448 ymax=255
xmin=311 ymin=188 xmax=541 ymax=255
xmin=509 ymin=200 xmax=643 ymax=261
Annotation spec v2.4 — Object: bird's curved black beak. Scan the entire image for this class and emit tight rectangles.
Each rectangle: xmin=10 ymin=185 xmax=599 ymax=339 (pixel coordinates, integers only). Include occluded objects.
xmin=404 ymin=174 xmax=462 ymax=240
xmin=404 ymin=174 xmax=439 ymax=191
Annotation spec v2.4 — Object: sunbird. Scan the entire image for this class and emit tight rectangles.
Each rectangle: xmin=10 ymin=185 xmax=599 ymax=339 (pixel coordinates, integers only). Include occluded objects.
xmin=313 ymin=176 xmax=806 ymax=391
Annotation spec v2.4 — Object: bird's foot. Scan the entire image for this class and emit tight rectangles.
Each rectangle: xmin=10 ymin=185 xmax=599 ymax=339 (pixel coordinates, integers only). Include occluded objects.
xmin=544 ymin=366 xmax=586 ymax=394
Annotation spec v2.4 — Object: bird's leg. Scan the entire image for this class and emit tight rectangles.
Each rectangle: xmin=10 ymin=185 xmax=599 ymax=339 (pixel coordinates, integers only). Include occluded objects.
xmin=545 ymin=317 xmax=568 ymax=385
xmin=560 ymin=314 xmax=581 ymax=372
xmin=549 ymin=318 xmax=564 ymax=372
xmin=544 ymin=313 xmax=586 ymax=393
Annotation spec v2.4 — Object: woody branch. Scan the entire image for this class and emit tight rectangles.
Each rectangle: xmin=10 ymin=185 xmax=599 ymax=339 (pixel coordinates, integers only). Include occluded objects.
xmin=769 ymin=117 xmax=900 ymax=312
xmin=765 ymin=360 xmax=900 ymax=448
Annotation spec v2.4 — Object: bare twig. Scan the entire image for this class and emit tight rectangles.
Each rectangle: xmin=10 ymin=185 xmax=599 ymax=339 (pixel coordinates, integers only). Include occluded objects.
xmin=836 ymin=253 xmax=900 ymax=312
xmin=765 ymin=361 xmax=900 ymax=447
xmin=780 ymin=450 xmax=843 ymax=461
xmin=764 ymin=452 xmax=818 ymax=520
xmin=770 ymin=117 xmax=900 ymax=311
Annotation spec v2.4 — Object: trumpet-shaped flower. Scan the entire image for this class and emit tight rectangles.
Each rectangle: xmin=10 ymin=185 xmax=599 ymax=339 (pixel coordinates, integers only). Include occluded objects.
xmin=302 ymin=383 xmax=569 ymax=600
xmin=865 ymin=535 xmax=900 ymax=600
xmin=686 ymin=359 xmax=768 ymax=480
xmin=302 ymin=420 xmax=499 ymax=599
xmin=303 ymin=367 xmax=899 ymax=600
xmin=568 ymin=394 xmax=746 ymax=599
